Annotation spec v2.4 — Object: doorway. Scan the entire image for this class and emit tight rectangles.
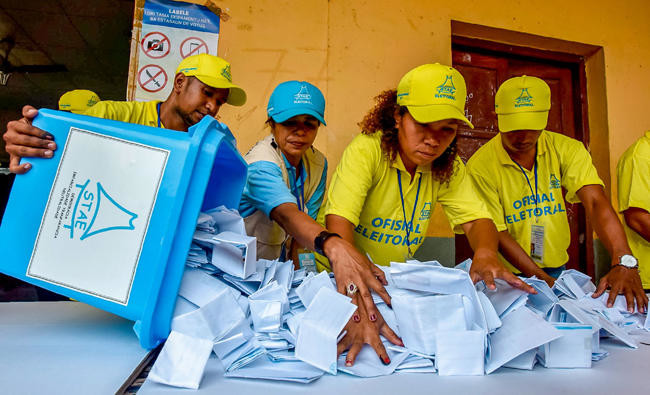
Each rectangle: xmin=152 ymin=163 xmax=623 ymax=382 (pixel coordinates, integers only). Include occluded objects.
xmin=451 ymin=36 xmax=593 ymax=276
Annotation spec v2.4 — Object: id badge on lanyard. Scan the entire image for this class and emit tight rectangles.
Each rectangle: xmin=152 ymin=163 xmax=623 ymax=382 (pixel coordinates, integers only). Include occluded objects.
xmin=298 ymin=250 xmax=317 ymax=273
xmin=530 ymin=224 xmax=544 ymax=264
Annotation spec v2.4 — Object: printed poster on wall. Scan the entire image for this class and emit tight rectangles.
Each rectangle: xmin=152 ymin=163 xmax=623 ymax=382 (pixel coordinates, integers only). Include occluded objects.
xmin=135 ymin=0 xmax=220 ymax=102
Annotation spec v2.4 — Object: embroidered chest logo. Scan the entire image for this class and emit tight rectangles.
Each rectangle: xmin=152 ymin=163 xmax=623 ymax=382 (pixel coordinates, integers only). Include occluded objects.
xmin=419 ymin=202 xmax=432 ymax=221
xmin=435 ymin=75 xmax=456 ymax=100
xmin=514 ymin=88 xmax=534 ymax=108
xmin=549 ymin=173 xmax=561 ymax=189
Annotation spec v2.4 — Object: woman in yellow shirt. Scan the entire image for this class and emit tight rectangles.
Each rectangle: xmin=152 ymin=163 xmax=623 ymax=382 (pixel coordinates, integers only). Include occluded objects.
xmin=324 ymin=64 xmax=534 ymax=366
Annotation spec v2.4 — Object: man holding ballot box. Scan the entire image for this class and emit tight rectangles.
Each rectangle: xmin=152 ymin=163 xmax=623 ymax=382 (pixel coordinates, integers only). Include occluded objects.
xmin=3 ymin=54 xmax=245 ymax=174
xmin=466 ymin=75 xmax=647 ymax=313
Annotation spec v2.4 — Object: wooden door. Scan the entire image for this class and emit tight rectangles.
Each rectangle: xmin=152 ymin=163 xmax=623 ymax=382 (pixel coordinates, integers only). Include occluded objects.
xmin=452 ymin=44 xmax=591 ymax=275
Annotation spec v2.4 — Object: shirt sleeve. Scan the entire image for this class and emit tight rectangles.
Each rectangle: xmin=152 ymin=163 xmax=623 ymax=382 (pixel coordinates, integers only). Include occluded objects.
xmin=324 ymin=134 xmax=378 ymax=226
xmin=467 ymin=167 xmax=508 ymax=232
xmin=558 ymin=138 xmax=604 ymax=203
xmin=241 ymin=161 xmax=297 ymax=217
xmin=617 ymin=147 xmax=650 ymax=212
xmin=437 ymin=158 xmax=494 ymax=233
xmin=306 ymin=159 xmax=328 ymax=221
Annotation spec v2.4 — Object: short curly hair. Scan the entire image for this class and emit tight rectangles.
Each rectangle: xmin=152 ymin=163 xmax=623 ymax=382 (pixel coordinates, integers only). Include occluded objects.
xmin=359 ymin=89 xmax=458 ymax=183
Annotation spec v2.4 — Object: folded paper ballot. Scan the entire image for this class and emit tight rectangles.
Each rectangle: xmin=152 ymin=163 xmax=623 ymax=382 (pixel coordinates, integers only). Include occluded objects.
xmin=337 ymin=342 xmax=410 ymax=377
xmin=503 ymin=348 xmax=537 ymax=370
xmin=224 ymin=355 xmax=324 ymax=383
xmin=435 ymin=330 xmax=485 ymax=376
xmin=296 ymin=271 xmax=335 ymax=308
xmin=485 ymin=306 xmax=562 ymax=374
xmin=484 ymin=279 xmax=528 ymax=318
xmin=148 ymin=331 xmax=214 ymax=389
xmin=538 ymin=323 xmax=592 ymax=368
xmin=204 ymin=205 xmax=246 ymax=235
xmin=211 ymin=231 xmax=257 ymax=279
xmin=524 ymin=277 xmax=559 ymax=316
xmin=392 ymin=291 xmax=467 ymax=355
xmin=295 ymin=287 xmax=357 ymax=374
xmin=552 ymin=269 xmax=596 ymax=299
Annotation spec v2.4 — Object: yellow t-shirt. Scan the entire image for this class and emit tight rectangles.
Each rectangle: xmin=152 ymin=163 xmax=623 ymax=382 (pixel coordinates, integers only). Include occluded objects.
xmin=467 ymin=130 xmax=604 ymax=271
xmin=617 ymin=131 xmax=650 ymax=288
xmin=319 ymin=132 xmax=491 ymax=268
xmin=83 ymin=100 xmax=162 ymax=128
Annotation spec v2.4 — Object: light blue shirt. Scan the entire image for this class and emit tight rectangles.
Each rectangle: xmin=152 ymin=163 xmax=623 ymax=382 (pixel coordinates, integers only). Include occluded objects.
xmin=239 ymin=153 xmax=327 ymax=220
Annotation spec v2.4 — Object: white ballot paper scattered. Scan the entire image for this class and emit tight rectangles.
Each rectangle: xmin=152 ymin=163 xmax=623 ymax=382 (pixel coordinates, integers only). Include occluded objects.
xmin=148 ymin=331 xmax=213 ymax=389
xmin=211 ymin=231 xmax=257 ymax=279
xmin=485 ymin=279 xmax=528 ymax=318
xmin=552 ymin=269 xmax=596 ymax=299
xmin=392 ymin=291 xmax=467 ymax=355
xmin=538 ymin=323 xmax=593 ymax=368
xmin=337 ymin=343 xmax=409 ymax=377
xmin=503 ymin=348 xmax=537 ymax=370
xmin=296 ymin=271 xmax=335 ymax=308
xmin=224 ymin=356 xmax=324 ymax=383
xmin=205 ymin=205 xmax=246 ymax=235
xmin=486 ymin=306 xmax=562 ymax=374
xmin=435 ymin=330 xmax=485 ymax=376
xmin=524 ymin=277 xmax=559 ymax=316
xmin=295 ymin=287 xmax=356 ymax=374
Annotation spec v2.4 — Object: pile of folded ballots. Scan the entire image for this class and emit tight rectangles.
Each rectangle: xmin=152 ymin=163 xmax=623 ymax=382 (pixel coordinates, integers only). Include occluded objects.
xmin=147 ymin=206 xmax=650 ymax=389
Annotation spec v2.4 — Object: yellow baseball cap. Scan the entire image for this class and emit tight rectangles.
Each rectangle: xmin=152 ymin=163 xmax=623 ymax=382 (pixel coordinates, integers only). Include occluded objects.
xmin=176 ymin=54 xmax=246 ymax=106
xmin=58 ymin=89 xmax=100 ymax=114
xmin=495 ymin=75 xmax=550 ymax=132
xmin=396 ymin=63 xmax=473 ymax=128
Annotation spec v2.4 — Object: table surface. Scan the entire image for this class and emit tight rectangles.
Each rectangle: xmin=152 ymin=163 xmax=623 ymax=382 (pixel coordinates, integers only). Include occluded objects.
xmin=0 ymin=301 xmax=148 ymax=395
xmin=2 ymin=301 xmax=649 ymax=395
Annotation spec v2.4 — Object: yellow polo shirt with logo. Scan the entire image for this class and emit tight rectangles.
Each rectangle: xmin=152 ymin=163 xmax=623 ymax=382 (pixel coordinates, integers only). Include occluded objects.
xmin=617 ymin=131 xmax=650 ymax=288
xmin=319 ymin=132 xmax=491 ymax=268
xmin=467 ymin=130 xmax=604 ymax=272
xmin=84 ymin=100 xmax=162 ymax=127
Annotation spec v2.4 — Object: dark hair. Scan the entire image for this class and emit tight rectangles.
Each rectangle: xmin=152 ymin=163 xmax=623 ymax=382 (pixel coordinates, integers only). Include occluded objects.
xmin=358 ymin=89 xmax=458 ymax=183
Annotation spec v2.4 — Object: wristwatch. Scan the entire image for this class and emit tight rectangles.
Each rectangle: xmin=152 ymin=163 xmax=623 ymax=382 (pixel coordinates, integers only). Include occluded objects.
xmin=617 ymin=254 xmax=639 ymax=270
xmin=313 ymin=230 xmax=341 ymax=257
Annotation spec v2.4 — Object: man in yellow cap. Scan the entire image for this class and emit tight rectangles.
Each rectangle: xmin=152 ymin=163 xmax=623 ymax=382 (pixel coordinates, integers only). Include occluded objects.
xmin=467 ymin=75 xmax=647 ymax=313
xmin=617 ymin=131 xmax=650 ymax=291
xmin=3 ymin=54 xmax=246 ymax=173
xmin=58 ymin=89 xmax=101 ymax=114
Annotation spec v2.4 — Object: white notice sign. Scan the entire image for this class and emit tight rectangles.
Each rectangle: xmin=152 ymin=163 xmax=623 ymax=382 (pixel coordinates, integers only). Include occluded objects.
xmin=27 ymin=128 xmax=169 ymax=304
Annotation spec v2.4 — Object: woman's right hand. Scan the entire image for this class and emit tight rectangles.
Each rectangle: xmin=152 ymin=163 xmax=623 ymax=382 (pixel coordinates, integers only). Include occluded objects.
xmin=4 ymin=105 xmax=57 ymax=174
xmin=337 ymin=293 xmax=403 ymax=366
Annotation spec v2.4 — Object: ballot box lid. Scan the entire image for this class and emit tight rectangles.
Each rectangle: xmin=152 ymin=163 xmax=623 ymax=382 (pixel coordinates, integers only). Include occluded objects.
xmin=0 ymin=109 xmax=247 ymax=349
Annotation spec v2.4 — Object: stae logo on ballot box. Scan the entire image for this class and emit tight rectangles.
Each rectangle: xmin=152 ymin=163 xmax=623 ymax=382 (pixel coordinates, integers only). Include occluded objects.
xmin=27 ymin=128 xmax=169 ymax=305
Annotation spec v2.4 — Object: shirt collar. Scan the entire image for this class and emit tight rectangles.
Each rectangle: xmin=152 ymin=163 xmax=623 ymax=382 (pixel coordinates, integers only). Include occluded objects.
xmin=391 ymin=152 xmax=432 ymax=177
xmin=281 ymin=152 xmax=306 ymax=187
xmin=495 ymin=130 xmax=548 ymax=168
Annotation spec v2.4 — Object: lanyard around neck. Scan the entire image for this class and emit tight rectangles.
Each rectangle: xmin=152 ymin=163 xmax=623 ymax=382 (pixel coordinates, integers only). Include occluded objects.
xmin=514 ymin=157 xmax=539 ymax=221
xmin=156 ymin=102 xmax=162 ymax=129
xmin=397 ymin=171 xmax=422 ymax=258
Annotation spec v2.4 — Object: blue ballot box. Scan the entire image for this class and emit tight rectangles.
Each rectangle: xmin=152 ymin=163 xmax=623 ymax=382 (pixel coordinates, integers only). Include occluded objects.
xmin=0 ymin=109 xmax=247 ymax=349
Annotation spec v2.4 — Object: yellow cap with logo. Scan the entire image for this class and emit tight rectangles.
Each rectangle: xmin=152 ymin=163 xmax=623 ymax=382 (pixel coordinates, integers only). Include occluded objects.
xmin=176 ymin=54 xmax=246 ymax=106
xmin=495 ymin=75 xmax=550 ymax=132
xmin=396 ymin=63 xmax=473 ymax=128
xmin=58 ymin=89 xmax=100 ymax=114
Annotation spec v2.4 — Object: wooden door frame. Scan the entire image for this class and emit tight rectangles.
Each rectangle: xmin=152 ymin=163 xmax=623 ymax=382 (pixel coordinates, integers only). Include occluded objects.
xmin=451 ymin=35 xmax=595 ymax=278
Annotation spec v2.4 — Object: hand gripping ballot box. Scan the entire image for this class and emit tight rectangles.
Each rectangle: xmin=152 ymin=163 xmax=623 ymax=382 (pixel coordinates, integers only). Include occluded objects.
xmin=0 ymin=109 xmax=247 ymax=349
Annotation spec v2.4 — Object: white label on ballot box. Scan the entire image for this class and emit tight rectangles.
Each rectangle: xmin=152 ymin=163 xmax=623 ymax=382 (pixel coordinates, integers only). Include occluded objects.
xmin=27 ymin=128 xmax=169 ymax=304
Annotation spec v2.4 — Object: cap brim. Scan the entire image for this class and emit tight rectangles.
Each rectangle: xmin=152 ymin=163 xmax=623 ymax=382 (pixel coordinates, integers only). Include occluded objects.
xmin=407 ymin=104 xmax=474 ymax=129
xmin=498 ymin=111 xmax=548 ymax=132
xmin=270 ymin=108 xmax=326 ymax=126
xmin=194 ymin=75 xmax=247 ymax=106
